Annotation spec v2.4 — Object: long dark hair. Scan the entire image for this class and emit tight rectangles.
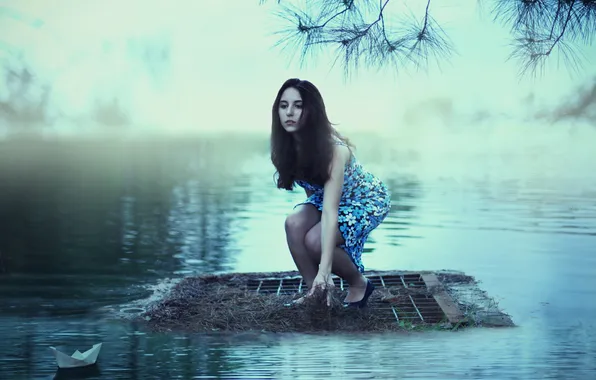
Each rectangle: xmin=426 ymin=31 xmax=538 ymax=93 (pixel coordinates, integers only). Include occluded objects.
xmin=270 ymin=78 xmax=352 ymax=190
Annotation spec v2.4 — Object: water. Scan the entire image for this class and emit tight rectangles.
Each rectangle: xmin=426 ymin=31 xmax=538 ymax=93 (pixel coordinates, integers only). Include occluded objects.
xmin=1 ymin=133 xmax=595 ymax=379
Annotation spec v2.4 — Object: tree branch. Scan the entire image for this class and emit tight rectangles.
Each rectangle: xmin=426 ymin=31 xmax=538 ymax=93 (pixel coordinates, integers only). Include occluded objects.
xmin=549 ymin=0 xmax=563 ymax=39
xmin=546 ymin=0 xmax=575 ymax=55
xmin=318 ymin=1 xmax=354 ymax=29
xmin=379 ymin=0 xmax=393 ymax=47
xmin=489 ymin=0 xmax=593 ymax=76
xmin=409 ymin=0 xmax=432 ymax=53
xmin=421 ymin=0 xmax=431 ymax=37
xmin=266 ymin=0 xmax=453 ymax=76
xmin=262 ymin=0 xmax=594 ymax=77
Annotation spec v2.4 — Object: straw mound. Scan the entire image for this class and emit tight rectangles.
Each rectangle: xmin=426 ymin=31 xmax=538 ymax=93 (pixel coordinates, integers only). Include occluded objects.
xmin=140 ymin=272 xmax=440 ymax=333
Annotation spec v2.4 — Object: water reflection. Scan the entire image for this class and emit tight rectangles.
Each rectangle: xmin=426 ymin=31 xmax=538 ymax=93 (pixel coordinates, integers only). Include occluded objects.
xmin=0 ymin=134 xmax=595 ymax=378
xmin=0 ymin=136 xmax=261 ymax=316
xmin=380 ymin=176 xmax=422 ymax=246
xmin=1 ymin=317 xmax=594 ymax=379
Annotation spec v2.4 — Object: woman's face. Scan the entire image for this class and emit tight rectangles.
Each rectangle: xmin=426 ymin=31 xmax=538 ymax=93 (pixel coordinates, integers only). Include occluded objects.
xmin=278 ymin=87 xmax=303 ymax=133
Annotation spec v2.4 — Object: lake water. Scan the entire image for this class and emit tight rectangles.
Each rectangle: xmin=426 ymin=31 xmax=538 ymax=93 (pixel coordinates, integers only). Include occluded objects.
xmin=1 ymin=131 xmax=595 ymax=379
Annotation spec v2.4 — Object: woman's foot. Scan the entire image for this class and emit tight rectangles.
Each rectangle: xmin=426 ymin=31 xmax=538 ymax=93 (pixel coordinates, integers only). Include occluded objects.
xmin=343 ymin=278 xmax=375 ymax=309
xmin=343 ymin=275 xmax=370 ymax=303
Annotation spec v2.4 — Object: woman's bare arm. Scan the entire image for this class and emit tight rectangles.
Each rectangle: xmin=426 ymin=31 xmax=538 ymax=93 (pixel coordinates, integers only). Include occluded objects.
xmin=318 ymin=144 xmax=350 ymax=276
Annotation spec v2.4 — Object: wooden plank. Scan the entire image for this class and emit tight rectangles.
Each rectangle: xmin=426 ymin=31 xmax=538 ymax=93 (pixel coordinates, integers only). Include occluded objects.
xmin=421 ymin=273 xmax=465 ymax=325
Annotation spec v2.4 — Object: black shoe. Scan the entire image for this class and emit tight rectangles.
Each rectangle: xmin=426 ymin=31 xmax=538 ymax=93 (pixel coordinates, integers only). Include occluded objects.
xmin=343 ymin=279 xmax=375 ymax=309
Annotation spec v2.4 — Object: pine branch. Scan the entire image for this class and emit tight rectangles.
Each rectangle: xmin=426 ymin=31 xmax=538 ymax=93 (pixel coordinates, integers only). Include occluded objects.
xmin=264 ymin=0 xmax=454 ymax=77
xmin=262 ymin=0 xmax=596 ymax=77
xmin=489 ymin=0 xmax=595 ymax=76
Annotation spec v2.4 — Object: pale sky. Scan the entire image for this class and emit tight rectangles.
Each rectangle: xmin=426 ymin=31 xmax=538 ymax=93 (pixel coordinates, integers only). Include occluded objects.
xmin=0 ymin=0 xmax=594 ymax=135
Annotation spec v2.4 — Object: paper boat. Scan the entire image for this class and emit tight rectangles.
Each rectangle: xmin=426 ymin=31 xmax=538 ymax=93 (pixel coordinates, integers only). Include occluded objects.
xmin=49 ymin=343 xmax=102 ymax=369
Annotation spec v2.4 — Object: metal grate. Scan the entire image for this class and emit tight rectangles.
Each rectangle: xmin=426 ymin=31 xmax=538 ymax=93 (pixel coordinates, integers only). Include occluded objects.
xmin=246 ymin=277 xmax=304 ymax=296
xmin=246 ymin=272 xmax=464 ymax=325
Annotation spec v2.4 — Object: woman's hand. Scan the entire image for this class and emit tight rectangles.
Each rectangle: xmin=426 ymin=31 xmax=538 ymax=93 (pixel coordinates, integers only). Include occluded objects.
xmin=307 ymin=271 xmax=335 ymax=307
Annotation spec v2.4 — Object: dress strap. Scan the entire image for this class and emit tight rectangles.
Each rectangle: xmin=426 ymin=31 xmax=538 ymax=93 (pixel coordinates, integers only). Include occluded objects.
xmin=332 ymin=137 xmax=355 ymax=165
xmin=332 ymin=138 xmax=347 ymax=147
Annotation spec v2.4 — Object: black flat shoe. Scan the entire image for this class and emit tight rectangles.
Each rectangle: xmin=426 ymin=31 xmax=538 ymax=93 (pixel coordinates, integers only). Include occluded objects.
xmin=343 ymin=279 xmax=375 ymax=309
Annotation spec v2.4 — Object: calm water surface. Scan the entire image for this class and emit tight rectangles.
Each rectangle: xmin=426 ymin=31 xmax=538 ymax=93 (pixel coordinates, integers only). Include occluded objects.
xmin=0 ymin=134 xmax=595 ymax=379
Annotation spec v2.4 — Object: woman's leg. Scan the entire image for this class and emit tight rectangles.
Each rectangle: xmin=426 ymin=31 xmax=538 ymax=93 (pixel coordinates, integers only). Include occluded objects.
xmin=303 ymin=223 xmax=369 ymax=302
xmin=284 ymin=204 xmax=321 ymax=288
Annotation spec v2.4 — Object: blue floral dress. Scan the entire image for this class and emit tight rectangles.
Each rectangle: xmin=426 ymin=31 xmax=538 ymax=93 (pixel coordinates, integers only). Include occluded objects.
xmin=295 ymin=140 xmax=392 ymax=273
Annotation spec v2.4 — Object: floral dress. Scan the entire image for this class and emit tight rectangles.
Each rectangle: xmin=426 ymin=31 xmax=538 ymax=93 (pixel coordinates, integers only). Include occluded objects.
xmin=295 ymin=140 xmax=392 ymax=273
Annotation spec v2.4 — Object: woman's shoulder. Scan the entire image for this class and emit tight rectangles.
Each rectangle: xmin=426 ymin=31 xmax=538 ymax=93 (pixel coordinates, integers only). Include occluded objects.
xmin=331 ymin=140 xmax=352 ymax=162
xmin=330 ymin=136 xmax=352 ymax=155
xmin=331 ymin=136 xmax=348 ymax=146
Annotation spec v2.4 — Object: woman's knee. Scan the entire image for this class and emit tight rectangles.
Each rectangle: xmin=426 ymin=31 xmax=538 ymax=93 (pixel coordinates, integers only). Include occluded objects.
xmin=304 ymin=228 xmax=321 ymax=254
xmin=285 ymin=206 xmax=320 ymax=243
xmin=304 ymin=224 xmax=344 ymax=254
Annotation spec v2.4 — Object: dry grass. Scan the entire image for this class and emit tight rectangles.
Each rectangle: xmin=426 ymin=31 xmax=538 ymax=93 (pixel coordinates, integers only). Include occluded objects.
xmin=140 ymin=272 xmax=445 ymax=333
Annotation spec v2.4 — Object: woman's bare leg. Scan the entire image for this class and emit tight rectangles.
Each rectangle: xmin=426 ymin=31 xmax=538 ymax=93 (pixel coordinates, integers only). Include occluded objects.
xmin=304 ymin=223 xmax=368 ymax=303
xmin=284 ymin=204 xmax=321 ymax=289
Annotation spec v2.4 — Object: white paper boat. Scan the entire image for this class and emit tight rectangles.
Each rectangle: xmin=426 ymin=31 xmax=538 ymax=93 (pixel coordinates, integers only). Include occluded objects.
xmin=49 ymin=343 xmax=102 ymax=369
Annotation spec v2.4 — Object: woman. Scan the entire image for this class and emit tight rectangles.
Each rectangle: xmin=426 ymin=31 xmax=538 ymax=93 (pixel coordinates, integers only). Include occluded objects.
xmin=270 ymin=78 xmax=392 ymax=308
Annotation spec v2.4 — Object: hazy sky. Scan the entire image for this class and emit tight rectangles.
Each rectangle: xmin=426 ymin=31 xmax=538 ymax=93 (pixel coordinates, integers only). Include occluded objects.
xmin=1 ymin=0 xmax=595 ymax=134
